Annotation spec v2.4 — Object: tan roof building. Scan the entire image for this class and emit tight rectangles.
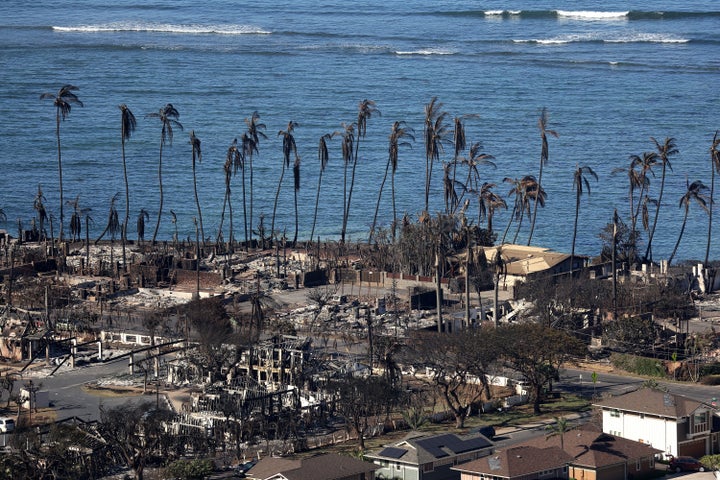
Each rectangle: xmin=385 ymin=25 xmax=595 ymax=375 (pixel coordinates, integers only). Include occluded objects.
xmin=246 ymin=453 xmax=376 ymax=480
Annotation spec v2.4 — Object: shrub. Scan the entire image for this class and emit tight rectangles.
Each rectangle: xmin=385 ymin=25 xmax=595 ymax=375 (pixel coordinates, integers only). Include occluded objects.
xmin=610 ymin=353 xmax=665 ymax=378
xmin=165 ymin=459 xmax=214 ymax=480
xmin=700 ymin=454 xmax=720 ymax=471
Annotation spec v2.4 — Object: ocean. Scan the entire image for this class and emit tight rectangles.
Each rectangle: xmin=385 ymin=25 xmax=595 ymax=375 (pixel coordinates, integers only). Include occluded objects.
xmin=1 ymin=1 xmax=719 ymax=262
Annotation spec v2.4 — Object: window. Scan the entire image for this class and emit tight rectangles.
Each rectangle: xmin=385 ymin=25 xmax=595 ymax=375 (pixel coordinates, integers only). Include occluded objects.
xmin=636 ymin=459 xmax=641 ymax=471
xmin=610 ymin=409 xmax=620 ymax=418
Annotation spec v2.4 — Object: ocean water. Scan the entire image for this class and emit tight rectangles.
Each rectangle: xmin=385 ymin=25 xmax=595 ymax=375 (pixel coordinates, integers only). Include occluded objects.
xmin=1 ymin=1 xmax=719 ymax=262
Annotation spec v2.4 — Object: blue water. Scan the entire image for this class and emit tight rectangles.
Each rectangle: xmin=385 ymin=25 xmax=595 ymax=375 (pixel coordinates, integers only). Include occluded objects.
xmin=1 ymin=1 xmax=719 ymax=261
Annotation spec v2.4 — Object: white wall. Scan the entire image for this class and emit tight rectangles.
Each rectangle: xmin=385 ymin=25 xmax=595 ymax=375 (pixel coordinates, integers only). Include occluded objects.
xmin=602 ymin=410 xmax=678 ymax=457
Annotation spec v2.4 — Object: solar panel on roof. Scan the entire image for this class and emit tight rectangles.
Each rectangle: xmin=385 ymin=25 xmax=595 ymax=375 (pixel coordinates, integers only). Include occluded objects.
xmin=379 ymin=447 xmax=407 ymax=459
xmin=450 ymin=436 xmax=493 ymax=454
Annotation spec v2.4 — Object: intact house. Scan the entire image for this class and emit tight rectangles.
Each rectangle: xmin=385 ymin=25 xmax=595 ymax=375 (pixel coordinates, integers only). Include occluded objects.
xmin=246 ymin=452 xmax=376 ymax=480
xmin=517 ymin=425 xmax=662 ymax=480
xmin=593 ymin=388 xmax=719 ymax=458
xmin=452 ymin=445 xmax=573 ymax=480
xmin=365 ymin=431 xmax=493 ymax=480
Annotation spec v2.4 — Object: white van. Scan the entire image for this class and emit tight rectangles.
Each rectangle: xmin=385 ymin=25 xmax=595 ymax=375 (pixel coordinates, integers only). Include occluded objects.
xmin=0 ymin=417 xmax=15 ymax=433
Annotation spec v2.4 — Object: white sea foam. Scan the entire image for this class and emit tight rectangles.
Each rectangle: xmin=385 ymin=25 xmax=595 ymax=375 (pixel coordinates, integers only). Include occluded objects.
xmin=394 ymin=48 xmax=456 ymax=55
xmin=556 ymin=10 xmax=629 ymax=20
xmin=52 ymin=22 xmax=271 ymax=35
xmin=517 ymin=32 xmax=688 ymax=45
xmin=605 ymin=33 xmax=689 ymax=43
xmin=485 ymin=10 xmax=520 ymax=16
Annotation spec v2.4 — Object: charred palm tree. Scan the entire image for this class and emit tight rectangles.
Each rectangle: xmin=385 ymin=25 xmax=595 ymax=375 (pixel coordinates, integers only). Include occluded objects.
xmin=119 ymin=104 xmax=136 ymax=269
xmin=339 ymin=122 xmax=355 ymax=242
xmin=310 ymin=133 xmax=334 ymax=244
xmin=243 ymin=112 xmax=267 ymax=248
xmin=170 ymin=210 xmax=179 ymax=250
xmin=645 ymin=137 xmax=677 ymax=261
xmin=137 ymin=209 xmax=150 ymax=244
xmin=706 ymin=132 xmax=720 ymax=267
xmin=66 ymin=196 xmax=83 ymax=243
xmin=527 ymin=107 xmax=557 ymax=245
xmin=492 ymin=246 xmax=507 ymax=327
xmin=669 ymin=180 xmax=710 ymax=266
xmin=342 ymin=100 xmax=379 ymax=244
xmin=478 ymin=182 xmax=506 ymax=237
xmin=218 ymin=139 xmax=242 ymax=249
xmin=33 ymin=185 xmax=48 ymax=241
xmin=571 ymin=165 xmax=598 ymax=275
xmin=423 ymin=97 xmax=449 ymax=213
xmin=271 ymin=121 xmax=299 ymax=241
xmin=370 ymin=121 xmax=414 ymax=243
xmin=189 ymin=130 xmax=205 ymax=246
xmin=40 ymin=85 xmax=83 ymax=243
xmin=292 ymin=155 xmax=301 ymax=246
xmin=96 ymin=193 xmax=121 ymax=277
xmin=146 ymin=104 xmax=183 ymax=245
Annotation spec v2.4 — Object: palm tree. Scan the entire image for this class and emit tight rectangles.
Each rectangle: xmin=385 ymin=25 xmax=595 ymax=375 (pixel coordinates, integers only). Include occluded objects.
xmin=370 ymin=121 xmax=414 ymax=243
xmin=146 ymin=104 xmax=183 ymax=245
xmin=478 ymin=182 xmax=506 ymax=237
xmin=668 ymin=180 xmax=710 ymax=266
xmin=571 ymin=165 xmax=598 ymax=275
xmin=218 ymin=138 xmax=242 ymax=249
xmin=457 ymin=142 xmax=496 ymax=216
xmin=612 ymin=158 xmax=648 ymax=244
xmin=706 ymin=132 xmax=720 ymax=267
xmin=96 ymin=193 xmax=121 ymax=245
xmin=271 ymin=121 xmax=299 ymax=241
xmin=645 ymin=137 xmax=677 ymax=261
xmin=342 ymin=100 xmax=379 ymax=243
xmin=66 ymin=196 xmax=83 ymax=242
xmin=33 ymin=185 xmax=48 ymax=241
xmin=527 ymin=107 xmax=557 ymax=245
xmin=629 ymin=151 xmax=658 ymax=232
xmin=545 ymin=416 xmax=571 ymax=451
xmin=310 ymin=133 xmax=333 ymax=244
xmin=136 ymin=209 xmax=150 ymax=244
xmin=243 ymin=112 xmax=267 ymax=247
xmin=492 ymin=246 xmax=506 ymax=327
xmin=118 ymin=104 xmax=136 ymax=269
xmin=292 ymin=155 xmax=301 ymax=246
xmin=338 ymin=122 xmax=355 ymax=242
xmin=509 ymin=175 xmax=544 ymax=244
xmin=501 ymin=177 xmax=522 ymax=245
xmin=189 ymin=130 xmax=205 ymax=246
xmin=423 ymin=97 xmax=449 ymax=213
xmin=40 ymin=85 xmax=83 ymax=243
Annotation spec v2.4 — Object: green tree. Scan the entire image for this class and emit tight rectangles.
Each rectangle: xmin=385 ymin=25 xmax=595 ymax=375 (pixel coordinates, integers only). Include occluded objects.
xmin=545 ymin=416 xmax=571 ymax=451
xmin=189 ymin=130 xmax=205 ymax=246
xmin=645 ymin=137 xmax=677 ymax=261
xmin=669 ymin=180 xmax=710 ymax=265
xmin=527 ymin=107 xmax=557 ymax=245
xmin=146 ymin=103 xmax=183 ymax=245
xmin=571 ymin=165 xmax=598 ymax=274
xmin=499 ymin=323 xmax=585 ymax=414
xmin=40 ymin=84 xmax=83 ymax=243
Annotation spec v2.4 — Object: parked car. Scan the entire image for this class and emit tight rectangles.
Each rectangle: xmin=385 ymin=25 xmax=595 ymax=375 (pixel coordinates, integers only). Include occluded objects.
xmin=0 ymin=417 xmax=15 ymax=433
xmin=668 ymin=456 xmax=705 ymax=473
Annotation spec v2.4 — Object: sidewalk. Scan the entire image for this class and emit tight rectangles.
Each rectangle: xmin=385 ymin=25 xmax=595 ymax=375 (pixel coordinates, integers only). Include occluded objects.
xmin=493 ymin=411 xmax=592 ymax=436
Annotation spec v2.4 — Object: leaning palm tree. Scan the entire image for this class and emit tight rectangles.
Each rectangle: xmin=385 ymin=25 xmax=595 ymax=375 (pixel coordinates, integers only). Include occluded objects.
xmin=370 ymin=121 xmax=414 ymax=243
xmin=118 ymin=104 xmax=136 ymax=268
xmin=706 ymin=132 xmax=720 ymax=267
xmin=423 ymin=97 xmax=449 ymax=213
xmin=668 ymin=180 xmax=710 ymax=266
xmin=243 ymin=112 xmax=267 ymax=248
xmin=571 ymin=165 xmax=598 ymax=275
xmin=310 ymin=132 xmax=334 ymax=244
xmin=146 ymin=104 xmax=183 ymax=245
xmin=645 ymin=137 xmax=677 ymax=261
xmin=188 ymin=130 xmax=205 ymax=246
xmin=527 ymin=108 xmax=558 ymax=245
xmin=342 ymin=99 xmax=379 ymax=243
xmin=40 ymin=85 xmax=83 ymax=243
xmin=271 ymin=121 xmax=299 ymax=241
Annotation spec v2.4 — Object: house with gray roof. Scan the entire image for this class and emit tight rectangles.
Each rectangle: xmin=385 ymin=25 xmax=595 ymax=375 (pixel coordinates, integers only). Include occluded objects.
xmin=593 ymin=388 xmax=719 ymax=458
xmin=365 ymin=431 xmax=493 ymax=480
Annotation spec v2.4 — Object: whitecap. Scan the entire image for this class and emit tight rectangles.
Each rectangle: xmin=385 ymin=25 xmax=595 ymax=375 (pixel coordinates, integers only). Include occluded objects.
xmin=556 ymin=10 xmax=629 ymax=20
xmin=394 ymin=48 xmax=456 ymax=55
xmin=52 ymin=22 xmax=271 ymax=35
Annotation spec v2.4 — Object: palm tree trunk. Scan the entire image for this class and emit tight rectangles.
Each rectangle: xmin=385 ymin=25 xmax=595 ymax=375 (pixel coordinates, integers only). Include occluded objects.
xmin=56 ymin=110 xmax=64 ymax=243
xmin=310 ymin=169 xmax=324 ymax=245
xmin=370 ymin=160 xmax=391 ymax=243
xmin=271 ymin=164 xmax=286 ymax=243
xmin=706 ymin=167 xmax=714 ymax=267
xmin=152 ymin=141 xmax=164 ymax=245
xmin=241 ymin=168 xmax=248 ymax=250
xmin=527 ymin=162 xmax=543 ymax=245
xmin=293 ymin=186 xmax=299 ymax=247
xmin=192 ymin=156 xmax=205 ymax=247
xmin=500 ymin=205 xmax=516 ymax=244
xmin=341 ymin=160 xmax=348 ymax=243
xmin=216 ymin=188 xmax=228 ymax=247
xmin=512 ymin=208 xmax=525 ymax=244
xmin=249 ymin=157 xmax=254 ymax=248
xmin=228 ymin=190 xmax=234 ymax=252
xmin=571 ymin=193 xmax=580 ymax=277
xmin=668 ymin=208 xmax=689 ymax=266
xmin=122 ymin=136 xmax=129 ymax=271
xmin=391 ymin=171 xmax=397 ymax=242
xmin=645 ymin=164 xmax=667 ymax=261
